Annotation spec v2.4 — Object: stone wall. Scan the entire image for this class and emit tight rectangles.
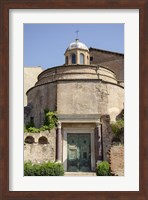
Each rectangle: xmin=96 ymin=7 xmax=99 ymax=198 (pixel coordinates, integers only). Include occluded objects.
xmin=57 ymin=81 xmax=108 ymax=115
xmin=109 ymin=144 xmax=124 ymax=176
xmin=25 ymin=64 xmax=124 ymax=127
xmin=36 ymin=65 xmax=117 ymax=85
xmin=24 ymin=67 xmax=43 ymax=106
xmin=57 ymin=81 xmax=124 ymax=122
xmin=101 ymin=115 xmax=113 ymax=162
xmin=25 ymin=80 xmax=123 ymax=127
xmin=24 ymin=130 xmax=56 ymax=164
xmin=106 ymin=83 xmax=124 ymax=121
xmin=26 ymin=82 xmax=57 ymax=127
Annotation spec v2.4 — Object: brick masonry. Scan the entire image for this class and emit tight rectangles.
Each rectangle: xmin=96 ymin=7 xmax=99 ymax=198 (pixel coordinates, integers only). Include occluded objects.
xmin=109 ymin=144 xmax=124 ymax=176
xmin=89 ymin=48 xmax=124 ymax=81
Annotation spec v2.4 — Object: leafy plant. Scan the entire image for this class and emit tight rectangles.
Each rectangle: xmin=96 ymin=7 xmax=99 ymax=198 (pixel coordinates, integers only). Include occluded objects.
xmin=44 ymin=110 xmax=58 ymax=130
xmin=111 ymin=119 xmax=124 ymax=138
xmin=26 ymin=127 xmax=40 ymax=133
xmin=39 ymin=125 xmax=49 ymax=131
xmin=25 ymin=110 xmax=58 ymax=133
xmin=96 ymin=161 xmax=111 ymax=176
xmin=24 ymin=161 xmax=64 ymax=176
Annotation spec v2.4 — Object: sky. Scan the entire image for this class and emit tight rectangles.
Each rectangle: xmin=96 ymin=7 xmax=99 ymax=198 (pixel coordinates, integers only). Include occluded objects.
xmin=24 ymin=24 xmax=124 ymax=70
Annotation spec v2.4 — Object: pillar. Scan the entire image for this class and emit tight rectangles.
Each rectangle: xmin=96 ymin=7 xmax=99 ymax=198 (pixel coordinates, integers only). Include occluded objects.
xmin=57 ymin=121 xmax=62 ymax=162
xmin=96 ymin=120 xmax=103 ymax=162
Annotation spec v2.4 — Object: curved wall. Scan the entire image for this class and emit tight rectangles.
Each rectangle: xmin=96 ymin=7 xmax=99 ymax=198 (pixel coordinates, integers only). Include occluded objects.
xmin=57 ymin=80 xmax=124 ymax=121
xmin=27 ymin=82 xmax=57 ymax=127
xmin=35 ymin=65 xmax=117 ymax=86
xmin=26 ymin=65 xmax=123 ymax=127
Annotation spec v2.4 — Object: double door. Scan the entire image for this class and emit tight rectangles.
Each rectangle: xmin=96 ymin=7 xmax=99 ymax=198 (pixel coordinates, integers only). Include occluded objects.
xmin=67 ymin=133 xmax=91 ymax=172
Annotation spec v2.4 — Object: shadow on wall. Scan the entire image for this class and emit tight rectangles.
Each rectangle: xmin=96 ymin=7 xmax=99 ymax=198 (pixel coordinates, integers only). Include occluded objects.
xmin=38 ymin=136 xmax=49 ymax=144
xmin=25 ymin=136 xmax=35 ymax=144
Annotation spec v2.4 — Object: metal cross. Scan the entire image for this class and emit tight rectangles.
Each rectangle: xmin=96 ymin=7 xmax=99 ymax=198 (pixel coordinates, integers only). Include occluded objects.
xmin=75 ymin=30 xmax=79 ymax=38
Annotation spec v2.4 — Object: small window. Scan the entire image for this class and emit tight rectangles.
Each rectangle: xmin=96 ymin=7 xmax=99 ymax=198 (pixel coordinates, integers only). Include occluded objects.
xmin=71 ymin=54 xmax=76 ymax=64
xmin=80 ymin=53 xmax=84 ymax=64
xmin=25 ymin=136 xmax=35 ymax=144
xmin=38 ymin=136 xmax=48 ymax=144
xmin=90 ymin=56 xmax=93 ymax=61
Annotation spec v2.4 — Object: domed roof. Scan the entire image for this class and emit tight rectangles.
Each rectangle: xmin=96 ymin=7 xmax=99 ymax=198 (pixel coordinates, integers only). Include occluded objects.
xmin=67 ymin=39 xmax=89 ymax=51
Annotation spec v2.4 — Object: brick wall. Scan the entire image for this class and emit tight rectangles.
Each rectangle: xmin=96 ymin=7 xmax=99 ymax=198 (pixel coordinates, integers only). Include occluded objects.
xmin=89 ymin=48 xmax=124 ymax=81
xmin=109 ymin=145 xmax=124 ymax=176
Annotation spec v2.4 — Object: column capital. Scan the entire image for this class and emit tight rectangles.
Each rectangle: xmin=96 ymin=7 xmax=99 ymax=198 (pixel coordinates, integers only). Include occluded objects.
xmin=57 ymin=121 xmax=62 ymax=129
xmin=96 ymin=119 xmax=101 ymax=127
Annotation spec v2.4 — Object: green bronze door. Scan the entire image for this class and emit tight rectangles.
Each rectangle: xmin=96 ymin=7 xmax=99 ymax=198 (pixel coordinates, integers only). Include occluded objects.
xmin=67 ymin=133 xmax=91 ymax=172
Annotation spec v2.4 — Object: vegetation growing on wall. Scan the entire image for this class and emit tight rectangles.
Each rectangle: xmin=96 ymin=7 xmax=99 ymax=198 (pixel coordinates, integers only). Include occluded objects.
xmin=24 ymin=161 xmax=64 ymax=176
xmin=44 ymin=109 xmax=58 ymax=130
xmin=24 ymin=110 xmax=57 ymax=133
xmin=111 ymin=119 xmax=124 ymax=135
xmin=111 ymin=118 xmax=124 ymax=142
xmin=25 ymin=119 xmax=35 ymax=129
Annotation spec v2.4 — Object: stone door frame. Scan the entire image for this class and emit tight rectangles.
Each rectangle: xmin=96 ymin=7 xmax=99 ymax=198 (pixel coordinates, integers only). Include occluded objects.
xmin=63 ymin=127 xmax=95 ymax=172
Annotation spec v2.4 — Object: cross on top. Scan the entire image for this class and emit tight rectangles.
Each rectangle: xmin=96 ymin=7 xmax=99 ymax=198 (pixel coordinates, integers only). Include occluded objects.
xmin=75 ymin=30 xmax=79 ymax=39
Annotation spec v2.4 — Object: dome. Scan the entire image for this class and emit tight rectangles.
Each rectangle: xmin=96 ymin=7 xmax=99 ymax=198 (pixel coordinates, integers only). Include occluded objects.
xmin=67 ymin=39 xmax=89 ymax=51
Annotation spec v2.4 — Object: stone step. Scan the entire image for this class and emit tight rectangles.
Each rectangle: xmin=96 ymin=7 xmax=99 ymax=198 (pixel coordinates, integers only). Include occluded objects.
xmin=65 ymin=172 xmax=96 ymax=176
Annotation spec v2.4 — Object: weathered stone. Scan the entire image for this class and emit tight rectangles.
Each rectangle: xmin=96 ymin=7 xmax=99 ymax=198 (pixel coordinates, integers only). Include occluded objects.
xmin=24 ymin=130 xmax=56 ymax=164
xmin=101 ymin=115 xmax=113 ymax=162
xmin=24 ymin=42 xmax=124 ymax=173
xmin=24 ymin=66 xmax=43 ymax=106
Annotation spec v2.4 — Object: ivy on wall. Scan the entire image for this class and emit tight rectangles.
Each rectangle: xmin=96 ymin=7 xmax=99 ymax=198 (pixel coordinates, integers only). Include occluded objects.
xmin=25 ymin=109 xmax=58 ymax=133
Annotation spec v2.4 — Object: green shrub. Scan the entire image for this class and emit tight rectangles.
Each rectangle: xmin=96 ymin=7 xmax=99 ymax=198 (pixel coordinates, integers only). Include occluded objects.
xmin=39 ymin=125 xmax=49 ymax=131
xmin=96 ymin=161 xmax=111 ymax=176
xmin=24 ymin=161 xmax=64 ymax=176
xmin=25 ymin=126 xmax=49 ymax=133
xmin=44 ymin=110 xmax=58 ymax=130
xmin=26 ymin=127 xmax=40 ymax=133
xmin=24 ymin=161 xmax=34 ymax=176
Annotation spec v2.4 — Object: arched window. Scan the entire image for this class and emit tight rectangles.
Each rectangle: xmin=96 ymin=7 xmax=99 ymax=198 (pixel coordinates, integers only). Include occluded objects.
xmin=71 ymin=54 xmax=76 ymax=64
xmin=80 ymin=53 xmax=84 ymax=64
xmin=25 ymin=136 xmax=35 ymax=144
xmin=65 ymin=56 xmax=68 ymax=64
xmin=38 ymin=136 xmax=48 ymax=144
